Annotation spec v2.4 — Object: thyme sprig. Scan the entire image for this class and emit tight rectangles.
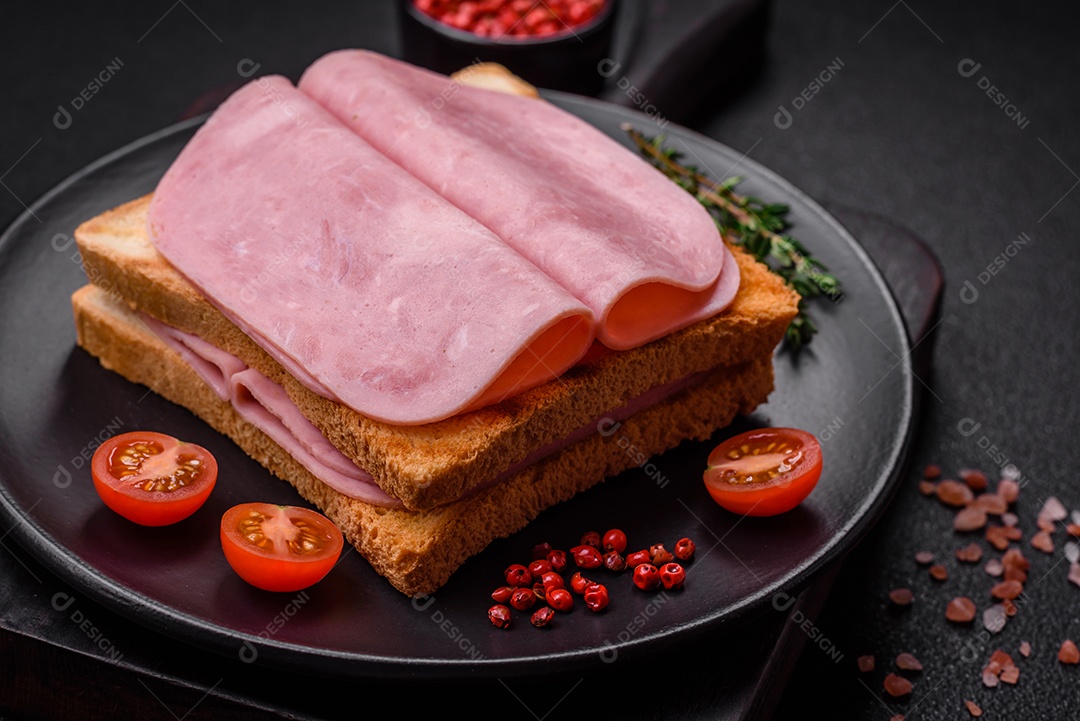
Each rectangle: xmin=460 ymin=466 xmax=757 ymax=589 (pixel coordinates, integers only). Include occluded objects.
xmin=624 ymin=125 xmax=841 ymax=351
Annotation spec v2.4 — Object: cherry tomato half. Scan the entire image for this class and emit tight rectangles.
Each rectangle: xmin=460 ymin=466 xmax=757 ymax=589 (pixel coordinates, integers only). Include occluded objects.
xmin=220 ymin=503 xmax=343 ymax=592
xmin=703 ymin=427 xmax=822 ymax=516
xmin=91 ymin=431 xmax=217 ymax=526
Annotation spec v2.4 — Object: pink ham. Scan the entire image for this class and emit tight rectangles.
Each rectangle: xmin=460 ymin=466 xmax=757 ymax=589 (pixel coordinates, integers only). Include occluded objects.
xmin=148 ymin=76 xmax=594 ymax=425
xmin=299 ymin=50 xmax=739 ymax=350
xmin=141 ymin=313 xmax=246 ymax=401
xmin=143 ymin=313 xmax=400 ymax=506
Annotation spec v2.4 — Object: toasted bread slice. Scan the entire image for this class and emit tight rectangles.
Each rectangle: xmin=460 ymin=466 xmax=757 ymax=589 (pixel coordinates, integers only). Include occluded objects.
xmin=73 ymin=284 xmax=775 ymax=595
xmin=451 ymin=62 xmax=541 ymax=97
xmin=74 ymin=197 xmax=798 ymax=510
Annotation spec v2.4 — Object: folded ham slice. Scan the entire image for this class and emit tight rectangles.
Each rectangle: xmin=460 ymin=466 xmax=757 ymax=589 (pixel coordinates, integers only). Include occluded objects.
xmin=148 ymin=76 xmax=594 ymax=425
xmin=299 ymin=50 xmax=739 ymax=350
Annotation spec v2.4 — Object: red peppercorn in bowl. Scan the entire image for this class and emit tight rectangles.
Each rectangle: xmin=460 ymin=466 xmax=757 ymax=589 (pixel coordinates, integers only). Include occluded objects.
xmin=413 ymin=0 xmax=607 ymax=39
xmin=398 ymin=0 xmax=618 ymax=95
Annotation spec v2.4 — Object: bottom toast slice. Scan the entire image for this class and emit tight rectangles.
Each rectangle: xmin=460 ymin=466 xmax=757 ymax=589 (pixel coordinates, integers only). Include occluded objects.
xmin=73 ymin=284 xmax=775 ymax=596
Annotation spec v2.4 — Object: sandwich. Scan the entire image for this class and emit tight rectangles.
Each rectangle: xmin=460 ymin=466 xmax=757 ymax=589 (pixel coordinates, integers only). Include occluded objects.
xmin=70 ymin=52 xmax=799 ymax=597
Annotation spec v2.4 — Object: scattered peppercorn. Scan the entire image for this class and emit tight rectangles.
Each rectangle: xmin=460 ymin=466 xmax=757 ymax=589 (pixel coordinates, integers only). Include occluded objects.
xmin=541 ymin=571 xmax=565 ymax=592
xmin=659 ymin=562 xmax=686 ymax=590
xmin=633 ymin=563 xmax=661 ymax=591
xmin=531 ymin=542 xmax=553 ymax=560
xmin=546 ymin=549 xmax=568 ymax=574
xmin=547 ymin=588 xmax=573 ymax=612
xmin=531 ymin=606 xmax=554 ymax=628
xmin=510 ymin=587 xmax=537 ymax=611
xmin=584 ymin=583 xmax=610 ymax=611
xmin=580 ymin=530 xmax=601 ymax=549
xmin=650 ymin=543 xmax=674 ymax=566
xmin=488 ymin=604 xmax=511 ymax=629
xmin=505 ymin=564 xmax=532 ymax=588
xmin=570 ymin=545 xmax=603 ymax=569
xmin=674 ymin=537 xmax=696 ymax=561
xmin=602 ymin=528 xmax=627 ymax=554
xmin=528 ymin=559 xmax=552 ymax=577
xmin=602 ymin=550 xmax=626 ymax=572
xmin=569 ymin=571 xmax=593 ymax=595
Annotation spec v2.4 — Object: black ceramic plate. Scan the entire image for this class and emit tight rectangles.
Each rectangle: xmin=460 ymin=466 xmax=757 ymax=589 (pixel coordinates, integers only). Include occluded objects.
xmin=0 ymin=93 xmax=913 ymax=678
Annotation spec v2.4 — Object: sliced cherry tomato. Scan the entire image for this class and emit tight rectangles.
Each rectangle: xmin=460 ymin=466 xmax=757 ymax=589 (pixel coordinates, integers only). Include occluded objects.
xmin=703 ymin=427 xmax=822 ymax=516
xmin=91 ymin=431 xmax=217 ymax=526
xmin=220 ymin=503 xmax=343 ymax=592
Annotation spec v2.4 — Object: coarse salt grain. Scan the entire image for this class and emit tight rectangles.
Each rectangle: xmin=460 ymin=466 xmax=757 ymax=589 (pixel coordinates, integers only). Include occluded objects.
xmin=956 ymin=543 xmax=983 ymax=563
xmin=937 ymin=480 xmax=974 ymax=507
xmin=1031 ymin=530 xmax=1054 ymax=554
xmin=946 ymin=597 xmax=977 ymax=623
xmin=889 ymin=588 xmax=914 ymax=606
xmin=1042 ymin=496 xmax=1068 ymax=522
xmin=884 ymin=673 xmax=913 ymax=697
xmin=983 ymin=604 xmax=1007 ymax=634
xmin=991 ymin=579 xmax=1023 ymax=600
xmin=986 ymin=525 xmax=1011 ymax=551
xmin=896 ymin=652 xmax=923 ymax=671
xmin=998 ymin=479 xmax=1020 ymax=504
xmin=960 ymin=468 xmax=988 ymax=491
xmin=1000 ymin=665 xmax=1019 ymax=684
xmin=955 ymin=506 xmax=988 ymax=532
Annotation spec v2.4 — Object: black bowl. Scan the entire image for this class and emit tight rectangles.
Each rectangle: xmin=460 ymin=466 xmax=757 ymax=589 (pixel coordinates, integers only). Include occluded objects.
xmin=398 ymin=0 xmax=619 ymax=95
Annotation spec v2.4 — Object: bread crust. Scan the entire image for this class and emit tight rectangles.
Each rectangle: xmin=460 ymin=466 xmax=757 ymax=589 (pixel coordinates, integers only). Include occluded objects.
xmin=75 ymin=197 xmax=799 ymax=511
xmin=74 ymin=284 xmax=775 ymax=596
